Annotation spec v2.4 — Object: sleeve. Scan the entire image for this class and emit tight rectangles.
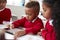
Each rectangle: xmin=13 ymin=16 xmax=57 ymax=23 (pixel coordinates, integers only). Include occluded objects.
xmin=47 ymin=25 xmax=54 ymax=33
xmin=4 ymin=9 xmax=11 ymax=21
xmin=25 ymin=21 xmax=44 ymax=34
xmin=12 ymin=18 xmax=26 ymax=28
xmin=41 ymin=29 xmax=48 ymax=38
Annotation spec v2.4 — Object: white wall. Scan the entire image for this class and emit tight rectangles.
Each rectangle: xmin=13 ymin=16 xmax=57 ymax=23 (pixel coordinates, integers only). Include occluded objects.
xmin=6 ymin=5 xmax=25 ymax=19
xmin=6 ymin=5 xmax=46 ymax=26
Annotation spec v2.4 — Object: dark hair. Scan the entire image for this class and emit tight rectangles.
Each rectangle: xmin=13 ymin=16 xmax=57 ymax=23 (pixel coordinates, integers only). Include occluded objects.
xmin=52 ymin=1 xmax=60 ymax=40
xmin=25 ymin=1 xmax=40 ymax=12
xmin=43 ymin=0 xmax=60 ymax=40
xmin=43 ymin=0 xmax=56 ymax=8
xmin=0 ymin=0 xmax=7 ymax=3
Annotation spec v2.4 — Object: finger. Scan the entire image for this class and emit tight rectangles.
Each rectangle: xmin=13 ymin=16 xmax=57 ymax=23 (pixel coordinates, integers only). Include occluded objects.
xmin=10 ymin=24 xmax=14 ymax=29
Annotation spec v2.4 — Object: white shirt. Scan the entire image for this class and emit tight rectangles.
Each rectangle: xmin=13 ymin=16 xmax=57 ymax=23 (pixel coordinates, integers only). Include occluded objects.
xmin=49 ymin=20 xmax=53 ymax=26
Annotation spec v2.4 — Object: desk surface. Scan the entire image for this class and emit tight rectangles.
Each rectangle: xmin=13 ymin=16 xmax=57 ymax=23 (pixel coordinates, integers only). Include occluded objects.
xmin=5 ymin=33 xmax=14 ymax=39
xmin=5 ymin=33 xmax=44 ymax=40
xmin=0 ymin=24 xmax=44 ymax=40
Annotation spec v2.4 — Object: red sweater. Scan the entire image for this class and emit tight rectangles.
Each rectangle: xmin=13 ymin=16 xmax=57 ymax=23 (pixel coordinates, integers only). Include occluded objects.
xmin=41 ymin=20 xmax=56 ymax=40
xmin=0 ymin=8 xmax=11 ymax=24
xmin=12 ymin=17 xmax=44 ymax=34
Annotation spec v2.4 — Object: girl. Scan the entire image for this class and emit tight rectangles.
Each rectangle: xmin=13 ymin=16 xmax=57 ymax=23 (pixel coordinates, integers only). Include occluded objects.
xmin=38 ymin=0 xmax=57 ymax=40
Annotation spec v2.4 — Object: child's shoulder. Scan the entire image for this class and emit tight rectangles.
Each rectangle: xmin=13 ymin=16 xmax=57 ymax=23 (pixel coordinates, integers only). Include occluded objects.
xmin=35 ymin=17 xmax=43 ymax=23
xmin=4 ymin=8 xmax=11 ymax=11
xmin=37 ymin=17 xmax=43 ymax=21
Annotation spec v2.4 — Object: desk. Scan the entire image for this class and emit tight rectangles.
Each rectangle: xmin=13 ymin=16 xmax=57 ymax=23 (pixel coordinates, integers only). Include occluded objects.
xmin=5 ymin=33 xmax=44 ymax=40
xmin=0 ymin=25 xmax=44 ymax=40
xmin=5 ymin=33 xmax=14 ymax=40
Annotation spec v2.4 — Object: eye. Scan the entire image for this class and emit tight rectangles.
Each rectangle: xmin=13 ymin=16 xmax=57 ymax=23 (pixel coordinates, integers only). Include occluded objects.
xmin=43 ymin=8 xmax=46 ymax=12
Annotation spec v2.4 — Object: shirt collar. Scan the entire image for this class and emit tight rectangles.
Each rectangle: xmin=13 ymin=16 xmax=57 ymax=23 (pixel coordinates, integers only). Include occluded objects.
xmin=26 ymin=16 xmax=38 ymax=23
xmin=32 ymin=17 xmax=38 ymax=23
xmin=49 ymin=19 xmax=53 ymax=26
xmin=0 ymin=8 xmax=5 ymax=12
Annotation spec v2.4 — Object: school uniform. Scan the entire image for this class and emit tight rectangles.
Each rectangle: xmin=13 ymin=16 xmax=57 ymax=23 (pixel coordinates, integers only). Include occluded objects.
xmin=0 ymin=8 xmax=11 ymax=24
xmin=41 ymin=20 xmax=56 ymax=40
xmin=12 ymin=17 xmax=44 ymax=34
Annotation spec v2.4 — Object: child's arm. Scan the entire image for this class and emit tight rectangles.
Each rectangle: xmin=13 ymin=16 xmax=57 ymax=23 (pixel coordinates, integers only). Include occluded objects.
xmin=14 ymin=22 xmax=44 ymax=38
xmin=12 ymin=17 xmax=26 ymax=28
xmin=41 ymin=29 xmax=48 ymax=38
xmin=37 ymin=28 xmax=45 ymax=36
xmin=7 ymin=17 xmax=26 ymax=29
xmin=14 ymin=30 xmax=25 ymax=37
xmin=14 ymin=30 xmax=26 ymax=40
xmin=37 ymin=28 xmax=48 ymax=38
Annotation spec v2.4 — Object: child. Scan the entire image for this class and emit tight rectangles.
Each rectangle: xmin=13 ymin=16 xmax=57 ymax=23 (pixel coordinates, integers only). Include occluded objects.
xmin=10 ymin=1 xmax=44 ymax=38
xmin=0 ymin=0 xmax=11 ymax=24
xmin=38 ymin=0 xmax=57 ymax=40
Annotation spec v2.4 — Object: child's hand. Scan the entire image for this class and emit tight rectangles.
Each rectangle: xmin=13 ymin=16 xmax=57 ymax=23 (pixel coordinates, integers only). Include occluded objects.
xmin=37 ymin=32 xmax=41 ymax=36
xmin=6 ymin=24 xmax=14 ymax=29
xmin=14 ymin=30 xmax=25 ymax=39
xmin=37 ymin=29 xmax=46 ymax=36
xmin=10 ymin=24 xmax=15 ymax=29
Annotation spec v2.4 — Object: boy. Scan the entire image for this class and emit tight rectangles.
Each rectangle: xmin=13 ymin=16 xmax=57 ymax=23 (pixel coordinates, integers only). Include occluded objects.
xmin=10 ymin=1 xmax=44 ymax=38
xmin=0 ymin=0 xmax=11 ymax=24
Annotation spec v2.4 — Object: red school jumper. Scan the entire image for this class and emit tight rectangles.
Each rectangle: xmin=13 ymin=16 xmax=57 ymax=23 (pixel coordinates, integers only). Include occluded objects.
xmin=12 ymin=17 xmax=44 ymax=34
xmin=0 ymin=8 xmax=11 ymax=24
xmin=41 ymin=20 xmax=56 ymax=40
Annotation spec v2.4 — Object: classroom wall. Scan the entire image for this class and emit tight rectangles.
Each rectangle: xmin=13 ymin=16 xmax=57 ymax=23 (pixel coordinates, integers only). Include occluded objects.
xmin=6 ymin=5 xmax=25 ymax=19
xmin=6 ymin=5 xmax=46 ymax=26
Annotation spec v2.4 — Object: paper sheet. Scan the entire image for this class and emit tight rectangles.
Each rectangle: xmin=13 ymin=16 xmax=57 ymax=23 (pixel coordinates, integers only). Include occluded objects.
xmin=17 ymin=35 xmax=44 ymax=40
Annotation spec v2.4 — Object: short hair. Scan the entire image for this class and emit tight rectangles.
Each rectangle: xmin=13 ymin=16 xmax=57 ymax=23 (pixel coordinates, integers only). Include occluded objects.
xmin=0 ymin=0 xmax=7 ymax=3
xmin=25 ymin=1 xmax=40 ymax=12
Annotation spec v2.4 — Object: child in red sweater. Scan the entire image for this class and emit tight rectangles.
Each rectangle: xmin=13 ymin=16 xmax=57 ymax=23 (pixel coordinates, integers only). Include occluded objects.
xmin=0 ymin=0 xmax=11 ymax=24
xmin=9 ymin=1 xmax=44 ymax=38
xmin=38 ymin=0 xmax=57 ymax=40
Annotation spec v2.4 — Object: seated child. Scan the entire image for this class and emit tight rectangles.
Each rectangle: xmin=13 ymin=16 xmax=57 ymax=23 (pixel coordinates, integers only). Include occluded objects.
xmin=38 ymin=0 xmax=57 ymax=40
xmin=0 ymin=0 xmax=11 ymax=24
xmin=9 ymin=1 xmax=44 ymax=38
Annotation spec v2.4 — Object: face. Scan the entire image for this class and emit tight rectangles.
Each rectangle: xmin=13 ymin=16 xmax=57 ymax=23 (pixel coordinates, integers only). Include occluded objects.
xmin=42 ymin=3 xmax=52 ymax=19
xmin=0 ymin=2 xmax=6 ymax=10
xmin=25 ymin=7 xmax=38 ymax=21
